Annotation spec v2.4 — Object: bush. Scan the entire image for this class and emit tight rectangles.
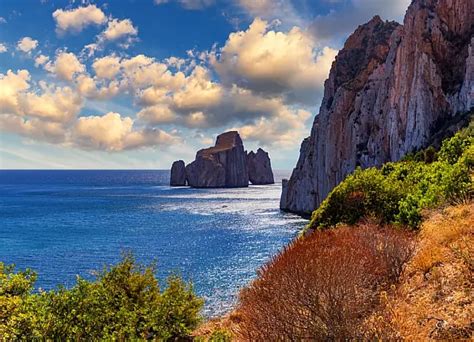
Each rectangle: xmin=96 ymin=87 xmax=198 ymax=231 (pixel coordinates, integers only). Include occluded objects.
xmin=308 ymin=122 xmax=473 ymax=230
xmin=236 ymin=224 xmax=414 ymax=340
xmin=0 ymin=254 xmax=203 ymax=340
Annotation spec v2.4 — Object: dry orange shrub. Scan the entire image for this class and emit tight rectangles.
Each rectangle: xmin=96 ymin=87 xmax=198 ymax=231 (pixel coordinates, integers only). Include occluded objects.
xmin=235 ymin=223 xmax=414 ymax=341
xmin=364 ymin=202 xmax=474 ymax=340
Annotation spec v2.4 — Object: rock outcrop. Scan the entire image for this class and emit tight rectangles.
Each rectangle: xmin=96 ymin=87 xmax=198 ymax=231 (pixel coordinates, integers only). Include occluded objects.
xmin=281 ymin=0 xmax=474 ymax=215
xmin=170 ymin=160 xmax=186 ymax=186
xmin=247 ymin=148 xmax=274 ymax=185
xmin=185 ymin=131 xmax=249 ymax=188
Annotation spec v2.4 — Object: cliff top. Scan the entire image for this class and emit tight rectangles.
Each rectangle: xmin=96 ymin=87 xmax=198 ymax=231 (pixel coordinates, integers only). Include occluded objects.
xmin=197 ymin=131 xmax=243 ymax=158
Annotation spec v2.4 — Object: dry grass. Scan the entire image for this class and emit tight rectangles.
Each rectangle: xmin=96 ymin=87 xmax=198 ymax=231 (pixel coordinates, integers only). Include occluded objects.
xmin=364 ymin=202 xmax=474 ymax=340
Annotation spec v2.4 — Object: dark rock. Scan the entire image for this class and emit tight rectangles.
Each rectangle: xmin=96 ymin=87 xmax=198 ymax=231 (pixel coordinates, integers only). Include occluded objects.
xmin=247 ymin=148 xmax=274 ymax=185
xmin=170 ymin=160 xmax=186 ymax=186
xmin=186 ymin=131 xmax=249 ymax=188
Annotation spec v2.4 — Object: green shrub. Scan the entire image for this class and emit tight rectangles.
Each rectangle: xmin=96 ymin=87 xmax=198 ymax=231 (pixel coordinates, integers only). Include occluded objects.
xmin=308 ymin=120 xmax=473 ymax=231
xmin=0 ymin=255 xmax=203 ymax=340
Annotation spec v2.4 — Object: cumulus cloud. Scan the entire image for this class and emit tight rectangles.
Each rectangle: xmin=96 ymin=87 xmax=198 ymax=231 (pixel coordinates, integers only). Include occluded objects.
xmin=16 ymin=37 xmax=38 ymax=53
xmin=75 ymin=75 xmax=120 ymax=100
xmin=0 ymin=70 xmax=177 ymax=151
xmin=0 ymin=43 xmax=7 ymax=53
xmin=101 ymin=18 xmax=138 ymax=41
xmin=121 ymin=54 xmax=185 ymax=90
xmin=0 ymin=115 xmax=67 ymax=143
xmin=0 ymin=70 xmax=31 ymax=114
xmin=20 ymin=85 xmax=82 ymax=123
xmin=44 ymin=52 xmax=85 ymax=81
xmin=235 ymin=108 xmax=311 ymax=147
xmin=34 ymin=54 xmax=49 ymax=67
xmin=52 ymin=4 xmax=106 ymax=34
xmin=92 ymin=55 xmax=121 ymax=79
xmin=72 ymin=112 xmax=177 ymax=151
xmin=212 ymin=18 xmax=337 ymax=104
xmin=172 ymin=66 xmax=222 ymax=111
xmin=0 ymin=69 xmax=83 ymax=123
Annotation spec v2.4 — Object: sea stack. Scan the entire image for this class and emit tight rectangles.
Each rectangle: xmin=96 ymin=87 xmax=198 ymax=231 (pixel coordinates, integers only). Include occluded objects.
xmin=247 ymin=148 xmax=274 ymax=185
xmin=185 ymin=131 xmax=249 ymax=188
xmin=170 ymin=160 xmax=186 ymax=186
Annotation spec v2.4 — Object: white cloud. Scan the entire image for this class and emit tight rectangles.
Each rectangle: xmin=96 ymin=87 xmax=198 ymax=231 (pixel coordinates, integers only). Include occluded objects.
xmin=34 ymin=54 xmax=49 ymax=67
xmin=101 ymin=18 xmax=138 ymax=41
xmin=235 ymin=107 xmax=311 ymax=148
xmin=72 ymin=112 xmax=177 ymax=151
xmin=0 ymin=70 xmax=83 ymax=124
xmin=121 ymin=54 xmax=185 ymax=90
xmin=0 ymin=43 xmax=7 ymax=53
xmin=0 ymin=70 xmax=31 ymax=114
xmin=137 ymin=105 xmax=177 ymax=125
xmin=75 ymin=75 xmax=120 ymax=100
xmin=20 ymin=85 xmax=82 ymax=123
xmin=213 ymin=18 xmax=337 ymax=104
xmin=52 ymin=4 xmax=106 ymax=34
xmin=16 ymin=37 xmax=38 ymax=53
xmin=0 ymin=17 xmax=6 ymax=24
xmin=92 ymin=55 xmax=121 ymax=79
xmin=45 ymin=52 xmax=85 ymax=81
xmin=172 ymin=66 xmax=222 ymax=111
xmin=0 ymin=114 xmax=67 ymax=143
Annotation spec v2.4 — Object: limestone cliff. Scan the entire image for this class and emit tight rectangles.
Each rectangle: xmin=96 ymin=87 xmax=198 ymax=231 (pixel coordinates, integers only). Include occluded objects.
xmin=247 ymin=148 xmax=274 ymax=185
xmin=186 ymin=131 xmax=249 ymax=188
xmin=281 ymin=0 xmax=474 ymax=215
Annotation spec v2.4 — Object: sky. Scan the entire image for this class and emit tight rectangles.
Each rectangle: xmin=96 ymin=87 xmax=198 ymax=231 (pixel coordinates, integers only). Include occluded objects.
xmin=0 ymin=0 xmax=411 ymax=169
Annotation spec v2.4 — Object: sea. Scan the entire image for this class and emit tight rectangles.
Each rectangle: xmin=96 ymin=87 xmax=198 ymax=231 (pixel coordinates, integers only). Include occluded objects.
xmin=0 ymin=170 xmax=306 ymax=317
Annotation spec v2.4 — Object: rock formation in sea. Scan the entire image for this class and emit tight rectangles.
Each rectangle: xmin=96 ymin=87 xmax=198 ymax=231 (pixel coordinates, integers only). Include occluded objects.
xmin=185 ymin=131 xmax=249 ymax=188
xmin=170 ymin=160 xmax=186 ymax=186
xmin=281 ymin=0 xmax=474 ymax=215
xmin=247 ymin=148 xmax=275 ymax=185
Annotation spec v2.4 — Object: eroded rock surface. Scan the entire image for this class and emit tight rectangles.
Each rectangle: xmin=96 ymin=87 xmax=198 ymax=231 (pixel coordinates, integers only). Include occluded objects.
xmin=186 ymin=131 xmax=249 ymax=188
xmin=170 ymin=160 xmax=186 ymax=186
xmin=281 ymin=0 xmax=474 ymax=215
xmin=247 ymin=148 xmax=274 ymax=185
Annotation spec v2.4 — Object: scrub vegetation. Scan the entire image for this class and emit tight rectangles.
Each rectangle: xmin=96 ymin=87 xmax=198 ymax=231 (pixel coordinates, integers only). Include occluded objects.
xmin=0 ymin=254 xmax=203 ymax=340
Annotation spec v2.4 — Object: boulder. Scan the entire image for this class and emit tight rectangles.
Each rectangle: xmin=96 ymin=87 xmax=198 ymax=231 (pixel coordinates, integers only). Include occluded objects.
xmin=281 ymin=0 xmax=474 ymax=215
xmin=186 ymin=131 xmax=249 ymax=188
xmin=247 ymin=148 xmax=274 ymax=185
xmin=170 ymin=160 xmax=186 ymax=186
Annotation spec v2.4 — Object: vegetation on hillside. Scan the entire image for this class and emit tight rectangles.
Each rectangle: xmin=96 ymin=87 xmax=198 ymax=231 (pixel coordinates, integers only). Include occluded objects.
xmin=364 ymin=202 xmax=473 ymax=339
xmin=308 ymin=118 xmax=473 ymax=230
xmin=236 ymin=223 xmax=414 ymax=340
xmin=0 ymin=254 xmax=203 ymax=340
xmin=195 ymin=119 xmax=474 ymax=340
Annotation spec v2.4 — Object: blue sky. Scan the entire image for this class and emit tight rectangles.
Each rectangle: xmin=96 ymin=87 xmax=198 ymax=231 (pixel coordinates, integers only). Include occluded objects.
xmin=0 ymin=0 xmax=410 ymax=169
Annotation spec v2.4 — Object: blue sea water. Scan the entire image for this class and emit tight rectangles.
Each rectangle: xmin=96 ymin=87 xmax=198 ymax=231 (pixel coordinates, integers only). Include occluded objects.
xmin=0 ymin=170 xmax=306 ymax=316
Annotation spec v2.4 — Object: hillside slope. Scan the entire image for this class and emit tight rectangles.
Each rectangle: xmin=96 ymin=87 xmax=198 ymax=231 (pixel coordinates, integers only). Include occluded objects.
xmin=365 ymin=202 xmax=473 ymax=339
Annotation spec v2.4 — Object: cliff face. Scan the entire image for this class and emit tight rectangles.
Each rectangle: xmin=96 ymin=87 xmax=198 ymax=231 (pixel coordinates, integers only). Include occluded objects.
xmin=281 ymin=0 xmax=474 ymax=215
xmin=186 ymin=131 xmax=249 ymax=188
xmin=247 ymin=148 xmax=275 ymax=185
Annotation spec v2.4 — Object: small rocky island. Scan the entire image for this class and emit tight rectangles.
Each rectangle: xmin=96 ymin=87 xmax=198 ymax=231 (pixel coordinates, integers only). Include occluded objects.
xmin=170 ymin=131 xmax=274 ymax=188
